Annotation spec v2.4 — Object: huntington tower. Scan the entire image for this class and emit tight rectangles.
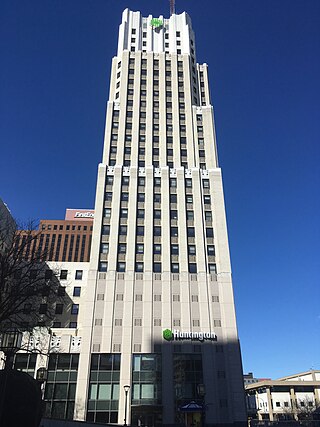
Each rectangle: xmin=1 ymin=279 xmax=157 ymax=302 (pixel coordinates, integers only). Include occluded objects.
xmin=36 ymin=8 xmax=246 ymax=427
xmin=78 ymin=8 xmax=247 ymax=426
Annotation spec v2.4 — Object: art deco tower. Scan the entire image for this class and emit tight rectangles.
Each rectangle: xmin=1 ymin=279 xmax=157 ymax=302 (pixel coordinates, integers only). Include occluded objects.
xmin=76 ymin=8 xmax=246 ymax=427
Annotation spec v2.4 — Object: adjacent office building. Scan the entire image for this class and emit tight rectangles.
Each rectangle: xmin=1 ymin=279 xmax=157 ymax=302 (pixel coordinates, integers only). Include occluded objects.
xmin=8 ymin=8 xmax=247 ymax=427
xmin=246 ymin=370 xmax=320 ymax=422
xmin=16 ymin=208 xmax=94 ymax=262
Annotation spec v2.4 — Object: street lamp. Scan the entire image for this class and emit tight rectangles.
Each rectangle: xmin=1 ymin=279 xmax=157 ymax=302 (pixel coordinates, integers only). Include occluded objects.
xmin=36 ymin=367 xmax=48 ymax=400
xmin=123 ymin=384 xmax=130 ymax=426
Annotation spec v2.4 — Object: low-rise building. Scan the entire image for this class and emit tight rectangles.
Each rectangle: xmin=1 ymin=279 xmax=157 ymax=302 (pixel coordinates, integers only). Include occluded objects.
xmin=246 ymin=370 xmax=320 ymax=422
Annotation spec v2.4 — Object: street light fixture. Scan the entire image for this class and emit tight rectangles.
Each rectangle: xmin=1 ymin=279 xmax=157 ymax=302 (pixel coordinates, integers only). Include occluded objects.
xmin=123 ymin=384 xmax=130 ymax=426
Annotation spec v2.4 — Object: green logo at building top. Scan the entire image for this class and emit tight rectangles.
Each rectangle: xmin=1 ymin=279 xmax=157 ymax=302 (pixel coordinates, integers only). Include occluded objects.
xmin=150 ymin=18 xmax=163 ymax=28
xmin=163 ymin=329 xmax=173 ymax=341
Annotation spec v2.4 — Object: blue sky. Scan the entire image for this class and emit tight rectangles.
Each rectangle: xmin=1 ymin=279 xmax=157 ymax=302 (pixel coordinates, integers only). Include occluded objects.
xmin=1 ymin=0 xmax=319 ymax=379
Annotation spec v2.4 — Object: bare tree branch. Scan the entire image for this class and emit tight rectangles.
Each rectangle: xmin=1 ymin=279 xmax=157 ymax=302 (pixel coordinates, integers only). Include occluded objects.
xmin=0 ymin=220 xmax=64 ymax=333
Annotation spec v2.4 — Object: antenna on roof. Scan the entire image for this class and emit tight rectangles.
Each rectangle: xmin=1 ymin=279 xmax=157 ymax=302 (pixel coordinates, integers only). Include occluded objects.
xmin=170 ymin=0 xmax=175 ymax=16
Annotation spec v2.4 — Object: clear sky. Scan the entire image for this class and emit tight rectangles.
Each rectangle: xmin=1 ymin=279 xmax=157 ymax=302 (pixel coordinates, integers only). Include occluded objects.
xmin=1 ymin=0 xmax=319 ymax=379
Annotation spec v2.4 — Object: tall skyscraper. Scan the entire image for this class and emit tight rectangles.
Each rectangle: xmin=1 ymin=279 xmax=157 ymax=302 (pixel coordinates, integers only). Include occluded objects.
xmin=5 ymin=8 xmax=247 ymax=427
xmin=79 ymin=8 xmax=246 ymax=427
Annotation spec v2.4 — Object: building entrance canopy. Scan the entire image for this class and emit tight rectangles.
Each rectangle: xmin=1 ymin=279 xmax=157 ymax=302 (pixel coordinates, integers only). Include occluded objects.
xmin=179 ymin=401 xmax=205 ymax=412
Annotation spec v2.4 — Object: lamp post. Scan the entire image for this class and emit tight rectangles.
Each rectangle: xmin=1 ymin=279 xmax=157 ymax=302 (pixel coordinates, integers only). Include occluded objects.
xmin=123 ymin=384 xmax=130 ymax=426
xmin=36 ymin=367 xmax=48 ymax=400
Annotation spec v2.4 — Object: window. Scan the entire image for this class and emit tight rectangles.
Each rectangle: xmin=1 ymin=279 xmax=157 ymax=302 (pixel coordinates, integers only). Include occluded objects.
xmin=205 ymin=211 xmax=212 ymax=221
xmin=170 ymin=210 xmax=178 ymax=220
xmin=171 ymin=227 xmax=178 ymax=237
xmin=137 ymin=209 xmax=145 ymax=219
xmin=171 ymin=263 xmax=179 ymax=273
xmin=154 ymin=226 xmax=161 ymax=236
xmin=136 ymin=244 xmax=144 ymax=254
xmin=202 ymin=179 xmax=210 ymax=188
xmin=207 ymin=246 xmax=215 ymax=256
xmin=73 ymin=287 xmax=81 ymax=297
xmin=69 ymin=322 xmax=77 ymax=328
xmin=71 ymin=304 xmax=79 ymax=315
xmin=153 ymin=263 xmax=161 ymax=273
xmin=171 ymin=245 xmax=179 ymax=255
xmin=186 ymin=211 xmax=194 ymax=220
xmin=186 ymin=195 xmax=193 ymax=204
xmin=204 ymin=195 xmax=211 ymax=204
xmin=60 ymin=270 xmax=68 ymax=280
xmin=137 ymin=193 xmax=145 ymax=202
xmin=135 ymin=263 xmax=144 ymax=272
xmin=188 ymin=246 xmax=196 ymax=255
xmin=121 ymin=193 xmax=129 ymax=202
xmin=170 ymin=194 xmax=177 ymax=203
xmin=58 ymin=287 xmax=65 ymax=297
xmin=187 ymin=227 xmax=195 ymax=237
xmin=106 ymin=176 xmax=117 ymax=185
xmin=170 ymin=178 xmax=177 ymax=187
xmin=75 ymin=270 xmax=83 ymax=280
xmin=154 ymin=210 xmax=161 ymax=219
xmin=154 ymin=194 xmax=161 ymax=203
xmin=102 ymin=225 xmax=110 ymax=235
xmin=154 ymin=177 xmax=161 ymax=187
xmin=189 ymin=264 xmax=197 ymax=273
xmin=154 ymin=244 xmax=161 ymax=254
xmin=137 ymin=226 xmax=144 ymax=236
xmin=39 ymin=304 xmax=48 ymax=314
xmin=101 ymin=243 xmax=109 ymax=254
xmin=185 ymin=179 xmax=192 ymax=188
xmin=119 ymin=226 xmax=127 ymax=235
xmin=118 ymin=244 xmax=126 ymax=254
xmin=55 ymin=304 xmax=63 ymax=315
xmin=105 ymin=192 xmax=112 ymax=201
xmin=209 ymin=264 xmax=216 ymax=274
xmin=206 ymin=228 xmax=214 ymax=238
xmin=117 ymin=262 xmax=126 ymax=272
xmin=99 ymin=262 xmax=108 ymax=272
xmin=122 ymin=176 xmax=130 ymax=186
xmin=120 ymin=208 xmax=128 ymax=218
xmin=138 ymin=177 xmax=145 ymax=186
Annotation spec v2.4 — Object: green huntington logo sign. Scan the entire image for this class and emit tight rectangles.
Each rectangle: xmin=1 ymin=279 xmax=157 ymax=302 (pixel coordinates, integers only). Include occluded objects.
xmin=163 ymin=329 xmax=173 ymax=341
xmin=163 ymin=329 xmax=217 ymax=342
xmin=150 ymin=18 xmax=163 ymax=28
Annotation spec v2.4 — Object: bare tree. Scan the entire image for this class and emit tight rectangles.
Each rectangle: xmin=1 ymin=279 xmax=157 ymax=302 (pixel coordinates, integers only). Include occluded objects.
xmin=0 ymin=220 xmax=63 ymax=333
xmin=295 ymin=396 xmax=320 ymax=422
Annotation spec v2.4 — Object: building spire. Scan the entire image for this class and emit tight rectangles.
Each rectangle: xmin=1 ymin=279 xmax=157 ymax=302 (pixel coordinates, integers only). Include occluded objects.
xmin=170 ymin=0 xmax=175 ymax=16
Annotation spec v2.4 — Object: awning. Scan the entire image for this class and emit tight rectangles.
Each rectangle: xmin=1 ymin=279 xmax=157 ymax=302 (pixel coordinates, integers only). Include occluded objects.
xmin=179 ymin=401 xmax=205 ymax=412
